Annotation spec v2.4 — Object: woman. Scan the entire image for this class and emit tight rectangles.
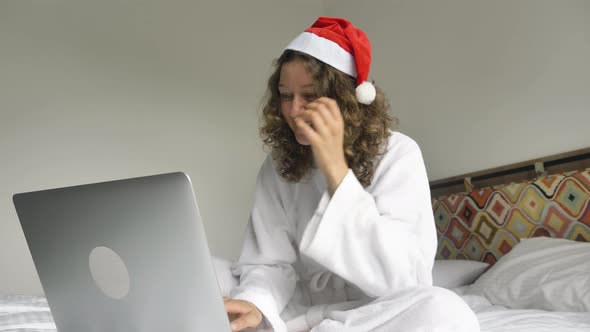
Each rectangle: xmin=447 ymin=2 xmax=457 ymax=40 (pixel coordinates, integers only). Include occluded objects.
xmin=222 ymin=17 xmax=479 ymax=332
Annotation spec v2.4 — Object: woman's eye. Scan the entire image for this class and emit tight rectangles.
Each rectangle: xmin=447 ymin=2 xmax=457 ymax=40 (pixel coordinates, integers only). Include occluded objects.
xmin=279 ymin=94 xmax=293 ymax=101
xmin=304 ymin=95 xmax=317 ymax=101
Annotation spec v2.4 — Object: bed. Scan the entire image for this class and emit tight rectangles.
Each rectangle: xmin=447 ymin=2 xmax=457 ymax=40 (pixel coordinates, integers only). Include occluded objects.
xmin=431 ymin=147 xmax=590 ymax=331
xmin=0 ymin=295 xmax=55 ymax=331
xmin=2 ymin=148 xmax=590 ymax=331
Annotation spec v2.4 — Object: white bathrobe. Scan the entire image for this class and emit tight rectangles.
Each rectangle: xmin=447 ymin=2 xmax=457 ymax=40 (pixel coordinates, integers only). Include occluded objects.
xmin=229 ymin=131 xmax=479 ymax=332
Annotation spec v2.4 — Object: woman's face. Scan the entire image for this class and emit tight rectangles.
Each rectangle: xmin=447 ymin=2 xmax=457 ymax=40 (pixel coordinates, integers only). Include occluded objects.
xmin=278 ymin=60 xmax=317 ymax=146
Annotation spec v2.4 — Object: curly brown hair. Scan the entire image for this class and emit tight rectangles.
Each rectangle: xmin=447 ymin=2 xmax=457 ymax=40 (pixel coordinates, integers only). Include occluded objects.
xmin=259 ymin=50 xmax=396 ymax=187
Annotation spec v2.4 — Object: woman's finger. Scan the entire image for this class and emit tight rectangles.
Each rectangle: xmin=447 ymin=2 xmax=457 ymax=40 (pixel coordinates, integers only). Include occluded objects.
xmin=224 ymin=299 xmax=252 ymax=314
xmin=314 ymin=97 xmax=341 ymax=122
xmin=312 ymin=101 xmax=343 ymax=137
xmin=230 ymin=310 xmax=262 ymax=331
xmin=315 ymin=105 xmax=338 ymax=135
xmin=307 ymin=108 xmax=330 ymax=136
xmin=294 ymin=117 xmax=320 ymax=144
xmin=230 ymin=316 xmax=248 ymax=331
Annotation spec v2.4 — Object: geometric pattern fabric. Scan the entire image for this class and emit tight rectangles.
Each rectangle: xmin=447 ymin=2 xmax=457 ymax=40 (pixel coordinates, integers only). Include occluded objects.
xmin=433 ymin=168 xmax=590 ymax=265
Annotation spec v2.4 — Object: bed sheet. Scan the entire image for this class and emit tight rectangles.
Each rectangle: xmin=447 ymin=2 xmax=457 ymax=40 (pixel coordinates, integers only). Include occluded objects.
xmin=2 ymin=293 xmax=590 ymax=331
xmin=0 ymin=295 xmax=55 ymax=332
xmin=454 ymin=288 xmax=590 ymax=332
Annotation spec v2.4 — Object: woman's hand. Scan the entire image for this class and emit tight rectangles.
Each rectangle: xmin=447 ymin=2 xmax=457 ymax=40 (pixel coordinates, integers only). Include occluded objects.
xmin=224 ymin=297 xmax=263 ymax=331
xmin=294 ymin=97 xmax=349 ymax=195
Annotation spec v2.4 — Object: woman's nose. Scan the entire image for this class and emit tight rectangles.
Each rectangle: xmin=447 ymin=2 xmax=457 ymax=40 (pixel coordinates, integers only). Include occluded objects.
xmin=290 ymin=96 xmax=306 ymax=118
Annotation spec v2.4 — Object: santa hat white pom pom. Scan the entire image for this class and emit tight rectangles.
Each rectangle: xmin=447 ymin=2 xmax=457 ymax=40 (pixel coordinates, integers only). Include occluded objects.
xmin=355 ymin=81 xmax=376 ymax=105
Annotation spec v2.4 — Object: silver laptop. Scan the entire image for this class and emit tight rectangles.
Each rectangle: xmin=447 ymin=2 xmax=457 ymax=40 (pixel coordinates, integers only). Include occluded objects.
xmin=13 ymin=172 xmax=231 ymax=331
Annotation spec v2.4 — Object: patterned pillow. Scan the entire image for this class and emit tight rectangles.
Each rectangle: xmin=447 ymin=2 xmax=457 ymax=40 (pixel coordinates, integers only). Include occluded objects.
xmin=433 ymin=168 xmax=590 ymax=264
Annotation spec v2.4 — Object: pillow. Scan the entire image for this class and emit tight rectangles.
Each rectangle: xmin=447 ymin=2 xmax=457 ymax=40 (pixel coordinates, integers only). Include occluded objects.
xmin=432 ymin=260 xmax=489 ymax=288
xmin=465 ymin=237 xmax=590 ymax=312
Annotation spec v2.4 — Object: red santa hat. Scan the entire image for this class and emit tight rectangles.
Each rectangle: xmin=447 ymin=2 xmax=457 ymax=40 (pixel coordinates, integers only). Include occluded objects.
xmin=285 ymin=16 xmax=376 ymax=105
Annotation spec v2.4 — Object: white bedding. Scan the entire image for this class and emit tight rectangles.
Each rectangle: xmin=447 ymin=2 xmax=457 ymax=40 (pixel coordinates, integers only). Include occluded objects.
xmin=0 ymin=295 xmax=55 ymax=331
xmin=2 ymin=293 xmax=590 ymax=331
xmin=454 ymin=288 xmax=590 ymax=332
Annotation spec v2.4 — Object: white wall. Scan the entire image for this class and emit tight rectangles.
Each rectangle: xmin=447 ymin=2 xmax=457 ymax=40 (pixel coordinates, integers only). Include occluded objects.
xmin=0 ymin=0 xmax=324 ymax=295
xmin=324 ymin=0 xmax=590 ymax=180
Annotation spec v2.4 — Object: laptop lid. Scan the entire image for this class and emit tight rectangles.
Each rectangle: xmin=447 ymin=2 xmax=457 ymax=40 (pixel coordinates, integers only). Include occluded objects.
xmin=13 ymin=172 xmax=231 ymax=332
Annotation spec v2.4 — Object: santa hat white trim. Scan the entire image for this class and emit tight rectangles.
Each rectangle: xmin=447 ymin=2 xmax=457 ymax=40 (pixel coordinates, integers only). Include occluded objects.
xmin=285 ymin=32 xmax=357 ymax=78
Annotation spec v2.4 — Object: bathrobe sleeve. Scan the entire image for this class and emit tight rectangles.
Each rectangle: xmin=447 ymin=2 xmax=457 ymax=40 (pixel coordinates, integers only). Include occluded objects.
xmin=230 ymin=156 xmax=297 ymax=332
xmin=299 ymin=135 xmax=437 ymax=297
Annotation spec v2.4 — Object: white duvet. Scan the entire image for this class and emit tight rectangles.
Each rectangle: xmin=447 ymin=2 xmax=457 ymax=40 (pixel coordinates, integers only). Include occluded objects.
xmin=2 ymin=293 xmax=590 ymax=331
xmin=455 ymin=288 xmax=590 ymax=332
xmin=0 ymin=295 xmax=55 ymax=331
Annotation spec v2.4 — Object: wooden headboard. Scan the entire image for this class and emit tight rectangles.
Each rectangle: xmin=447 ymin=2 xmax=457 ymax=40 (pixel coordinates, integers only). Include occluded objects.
xmin=430 ymin=147 xmax=590 ymax=198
